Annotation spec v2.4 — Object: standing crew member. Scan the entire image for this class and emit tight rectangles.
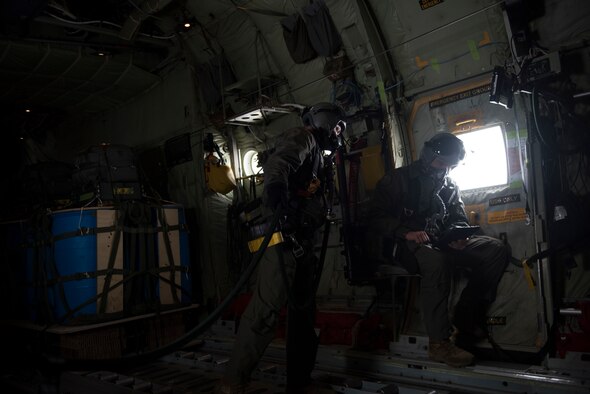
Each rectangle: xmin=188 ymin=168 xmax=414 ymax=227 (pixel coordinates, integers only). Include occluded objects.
xmin=219 ymin=102 xmax=346 ymax=393
xmin=368 ymin=132 xmax=510 ymax=367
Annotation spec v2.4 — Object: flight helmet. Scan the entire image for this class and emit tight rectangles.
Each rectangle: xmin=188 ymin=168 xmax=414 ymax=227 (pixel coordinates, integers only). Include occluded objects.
xmin=420 ymin=132 xmax=466 ymax=168
xmin=302 ymin=102 xmax=346 ymax=136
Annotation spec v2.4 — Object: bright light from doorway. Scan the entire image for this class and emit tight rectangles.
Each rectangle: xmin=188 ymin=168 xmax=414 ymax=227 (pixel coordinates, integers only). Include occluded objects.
xmin=450 ymin=125 xmax=508 ymax=191
xmin=243 ymin=149 xmax=262 ymax=176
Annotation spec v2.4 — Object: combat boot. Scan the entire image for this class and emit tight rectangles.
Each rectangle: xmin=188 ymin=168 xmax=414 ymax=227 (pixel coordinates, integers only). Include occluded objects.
xmin=428 ymin=340 xmax=474 ymax=367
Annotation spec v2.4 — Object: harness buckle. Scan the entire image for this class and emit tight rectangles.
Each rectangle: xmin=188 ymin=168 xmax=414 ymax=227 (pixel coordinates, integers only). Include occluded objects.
xmin=287 ymin=234 xmax=305 ymax=258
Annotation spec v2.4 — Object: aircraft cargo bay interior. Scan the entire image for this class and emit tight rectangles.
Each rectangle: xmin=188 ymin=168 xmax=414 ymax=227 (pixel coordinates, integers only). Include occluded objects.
xmin=0 ymin=1 xmax=589 ymax=393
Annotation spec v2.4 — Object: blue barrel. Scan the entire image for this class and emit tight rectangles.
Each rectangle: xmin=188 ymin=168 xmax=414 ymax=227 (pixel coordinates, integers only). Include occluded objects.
xmin=51 ymin=207 xmax=122 ymax=322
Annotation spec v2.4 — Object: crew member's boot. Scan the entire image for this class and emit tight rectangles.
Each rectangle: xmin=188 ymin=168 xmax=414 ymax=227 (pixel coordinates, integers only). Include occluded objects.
xmin=428 ymin=340 xmax=474 ymax=367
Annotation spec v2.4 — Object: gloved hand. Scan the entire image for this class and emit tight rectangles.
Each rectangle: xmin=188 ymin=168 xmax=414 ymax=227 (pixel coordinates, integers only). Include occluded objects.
xmin=264 ymin=182 xmax=288 ymax=210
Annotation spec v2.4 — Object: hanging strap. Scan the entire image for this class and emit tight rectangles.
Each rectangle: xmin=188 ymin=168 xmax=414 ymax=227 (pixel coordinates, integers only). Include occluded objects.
xmin=156 ymin=206 xmax=181 ymax=305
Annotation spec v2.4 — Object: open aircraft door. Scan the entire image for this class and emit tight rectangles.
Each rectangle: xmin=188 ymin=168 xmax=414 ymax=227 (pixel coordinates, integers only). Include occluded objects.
xmin=404 ymin=74 xmax=590 ymax=368
xmin=405 ymin=77 xmax=544 ymax=362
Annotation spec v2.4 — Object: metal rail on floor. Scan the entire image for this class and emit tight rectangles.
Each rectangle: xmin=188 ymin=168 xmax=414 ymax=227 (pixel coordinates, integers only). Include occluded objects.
xmin=4 ymin=319 xmax=589 ymax=393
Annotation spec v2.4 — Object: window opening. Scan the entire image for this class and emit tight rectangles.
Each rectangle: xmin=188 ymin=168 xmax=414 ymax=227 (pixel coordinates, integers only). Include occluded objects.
xmin=450 ymin=125 xmax=508 ymax=191
xmin=243 ymin=149 xmax=262 ymax=177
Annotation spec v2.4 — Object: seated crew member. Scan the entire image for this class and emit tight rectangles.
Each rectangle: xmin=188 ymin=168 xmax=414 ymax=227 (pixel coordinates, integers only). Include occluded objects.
xmin=219 ymin=102 xmax=346 ymax=393
xmin=367 ymin=132 xmax=510 ymax=367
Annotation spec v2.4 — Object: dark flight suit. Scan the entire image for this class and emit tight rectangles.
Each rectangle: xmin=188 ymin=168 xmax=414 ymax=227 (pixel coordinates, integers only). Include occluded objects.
xmin=368 ymin=160 xmax=510 ymax=341
xmin=224 ymin=126 xmax=326 ymax=389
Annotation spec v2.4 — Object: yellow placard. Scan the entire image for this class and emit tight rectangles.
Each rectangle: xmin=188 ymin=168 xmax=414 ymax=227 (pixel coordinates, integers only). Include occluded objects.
xmin=487 ymin=208 xmax=527 ymax=224
xmin=113 ymin=187 xmax=134 ymax=195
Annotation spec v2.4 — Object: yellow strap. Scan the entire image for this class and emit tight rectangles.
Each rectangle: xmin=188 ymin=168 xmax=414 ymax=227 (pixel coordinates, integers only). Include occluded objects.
xmin=248 ymin=232 xmax=284 ymax=253
xmin=522 ymin=259 xmax=536 ymax=290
